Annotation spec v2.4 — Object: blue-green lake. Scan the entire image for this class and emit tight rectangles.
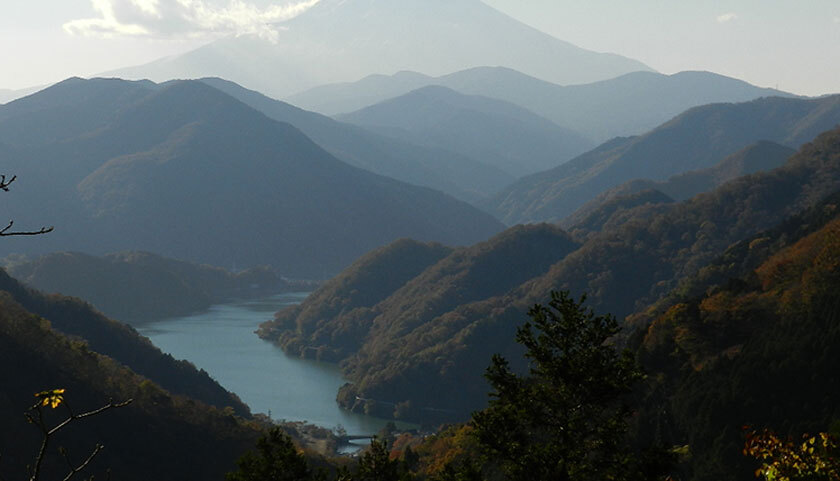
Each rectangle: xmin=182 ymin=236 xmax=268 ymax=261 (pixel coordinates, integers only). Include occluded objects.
xmin=136 ymin=292 xmax=410 ymax=436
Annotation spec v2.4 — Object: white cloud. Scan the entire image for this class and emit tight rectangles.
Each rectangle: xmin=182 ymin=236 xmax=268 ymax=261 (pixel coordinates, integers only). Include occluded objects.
xmin=716 ymin=12 xmax=738 ymax=24
xmin=63 ymin=0 xmax=320 ymax=40
xmin=833 ymin=16 xmax=840 ymax=24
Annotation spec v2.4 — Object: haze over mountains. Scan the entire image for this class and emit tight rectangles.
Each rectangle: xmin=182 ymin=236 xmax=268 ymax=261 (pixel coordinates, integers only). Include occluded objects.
xmin=335 ymin=85 xmax=593 ymax=176
xmin=199 ymin=78 xmax=514 ymax=201
xmin=0 ymin=78 xmax=503 ymax=278
xmin=103 ymin=0 xmax=650 ymax=99
xmin=289 ymin=68 xmax=794 ymax=142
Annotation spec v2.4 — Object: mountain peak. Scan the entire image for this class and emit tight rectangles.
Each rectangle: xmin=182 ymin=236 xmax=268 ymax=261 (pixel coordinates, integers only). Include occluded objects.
xmin=104 ymin=0 xmax=651 ymax=99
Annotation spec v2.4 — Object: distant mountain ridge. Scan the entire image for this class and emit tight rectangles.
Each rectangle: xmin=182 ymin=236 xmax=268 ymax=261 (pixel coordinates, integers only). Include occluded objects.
xmin=6 ymin=251 xmax=309 ymax=322
xmin=563 ymin=140 xmax=797 ymax=237
xmin=487 ymin=95 xmax=840 ymax=224
xmin=288 ymin=67 xmax=795 ymax=143
xmin=335 ymin=85 xmax=594 ymax=176
xmin=103 ymin=0 xmax=651 ymax=99
xmin=0 ymin=77 xmax=504 ymax=278
xmin=199 ymin=78 xmax=513 ymax=202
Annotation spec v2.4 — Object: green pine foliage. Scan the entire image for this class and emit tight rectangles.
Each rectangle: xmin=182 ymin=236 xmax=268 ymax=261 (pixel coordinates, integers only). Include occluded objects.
xmin=470 ymin=291 xmax=666 ymax=481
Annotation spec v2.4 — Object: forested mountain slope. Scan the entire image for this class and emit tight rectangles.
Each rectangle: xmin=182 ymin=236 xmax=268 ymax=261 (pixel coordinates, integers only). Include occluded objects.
xmin=0 ymin=268 xmax=250 ymax=415
xmin=563 ymin=140 xmax=796 ymax=238
xmin=0 ymin=285 xmax=262 ymax=481
xmin=488 ymin=95 xmax=840 ymax=224
xmin=263 ymin=127 xmax=840 ymax=423
xmin=631 ymin=192 xmax=840 ymax=481
xmin=0 ymin=78 xmax=504 ymax=278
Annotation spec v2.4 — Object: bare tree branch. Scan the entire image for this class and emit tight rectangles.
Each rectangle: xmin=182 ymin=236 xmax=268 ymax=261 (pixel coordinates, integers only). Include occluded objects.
xmin=26 ymin=396 xmax=132 ymax=481
xmin=0 ymin=175 xmax=16 ymax=192
xmin=60 ymin=444 xmax=104 ymax=481
xmin=0 ymin=220 xmax=54 ymax=237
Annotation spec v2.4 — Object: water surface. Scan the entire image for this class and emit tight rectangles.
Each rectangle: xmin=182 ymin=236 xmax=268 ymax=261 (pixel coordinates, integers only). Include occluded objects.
xmin=137 ymin=293 xmax=410 ymax=436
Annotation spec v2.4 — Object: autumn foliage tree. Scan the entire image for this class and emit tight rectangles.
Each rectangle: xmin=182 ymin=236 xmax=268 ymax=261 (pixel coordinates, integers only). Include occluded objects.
xmin=744 ymin=429 xmax=840 ymax=481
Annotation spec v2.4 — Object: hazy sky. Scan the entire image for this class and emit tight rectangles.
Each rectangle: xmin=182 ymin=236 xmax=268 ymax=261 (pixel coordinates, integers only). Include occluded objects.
xmin=1 ymin=0 xmax=838 ymax=95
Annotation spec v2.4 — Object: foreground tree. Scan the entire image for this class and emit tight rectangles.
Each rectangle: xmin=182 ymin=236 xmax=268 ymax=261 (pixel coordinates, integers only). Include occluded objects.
xmin=226 ymin=427 xmax=323 ymax=481
xmin=3 ymin=388 xmax=132 ymax=481
xmin=744 ymin=429 xmax=840 ymax=481
xmin=470 ymin=291 xmax=670 ymax=481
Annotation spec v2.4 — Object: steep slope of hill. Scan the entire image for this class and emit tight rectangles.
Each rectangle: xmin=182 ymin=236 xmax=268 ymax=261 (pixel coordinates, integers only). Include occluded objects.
xmin=0 ymin=290 xmax=262 ymax=481
xmin=261 ymin=223 xmax=580 ymax=419
xmin=264 ymin=127 xmax=840 ymax=423
xmin=263 ymin=239 xmax=454 ymax=361
xmin=631 ymin=195 xmax=840 ymax=481
xmin=563 ymin=189 xmax=675 ymax=241
xmin=336 ymin=85 xmax=593 ymax=176
xmin=0 ymin=267 xmax=250 ymax=415
xmin=563 ymin=141 xmax=796 ymax=237
xmin=488 ymin=95 xmax=840 ymax=224
xmin=0 ymin=84 xmax=47 ymax=105
xmin=289 ymin=68 xmax=793 ymax=142
xmin=6 ymin=251 xmax=300 ymax=322
xmin=199 ymin=78 xmax=512 ymax=202
xmin=0 ymin=78 xmax=505 ymax=278
xmin=105 ymin=0 xmax=650 ymax=100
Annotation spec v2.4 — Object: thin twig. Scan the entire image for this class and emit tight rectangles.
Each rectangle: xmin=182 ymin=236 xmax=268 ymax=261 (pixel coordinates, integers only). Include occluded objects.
xmin=61 ymin=444 xmax=104 ymax=481
xmin=27 ymin=399 xmax=132 ymax=481
xmin=0 ymin=175 xmax=16 ymax=191
xmin=47 ymin=400 xmax=133 ymax=437
xmin=0 ymin=220 xmax=54 ymax=237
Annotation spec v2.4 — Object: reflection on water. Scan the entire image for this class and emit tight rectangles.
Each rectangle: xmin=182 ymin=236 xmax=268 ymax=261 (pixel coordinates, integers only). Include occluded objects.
xmin=137 ymin=292 xmax=413 ymax=436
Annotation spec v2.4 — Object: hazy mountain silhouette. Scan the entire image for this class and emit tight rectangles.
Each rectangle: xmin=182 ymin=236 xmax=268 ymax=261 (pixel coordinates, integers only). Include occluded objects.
xmin=0 ymin=78 xmax=504 ymax=278
xmin=290 ymin=67 xmax=794 ymax=143
xmin=199 ymin=78 xmax=513 ymax=202
xmin=103 ymin=0 xmax=650 ymax=99
xmin=487 ymin=95 xmax=840 ymax=224
xmin=6 ymin=251 xmax=302 ymax=322
xmin=335 ymin=85 xmax=594 ymax=176
xmin=0 ymin=84 xmax=47 ymax=105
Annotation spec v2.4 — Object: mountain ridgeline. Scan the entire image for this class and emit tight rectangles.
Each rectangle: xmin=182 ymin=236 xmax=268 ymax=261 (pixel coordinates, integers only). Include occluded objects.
xmin=104 ymin=0 xmax=650 ymax=100
xmin=487 ymin=94 xmax=840 ymax=224
xmin=289 ymin=68 xmax=793 ymax=143
xmin=0 ymin=77 xmax=504 ymax=278
xmin=5 ymin=251 xmax=309 ymax=322
xmin=260 ymin=126 xmax=840 ymax=424
xmin=199 ymin=77 xmax=513 ymax=202
xmin=563 ymin=140 xmax=796 ymax=239
xmin=335 ymin=85 xmax=593 ymax=176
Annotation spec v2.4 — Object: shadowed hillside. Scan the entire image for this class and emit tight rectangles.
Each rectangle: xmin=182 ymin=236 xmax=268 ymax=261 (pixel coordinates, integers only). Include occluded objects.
xmin=0 ymin=77 xmax=505 ymax=278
